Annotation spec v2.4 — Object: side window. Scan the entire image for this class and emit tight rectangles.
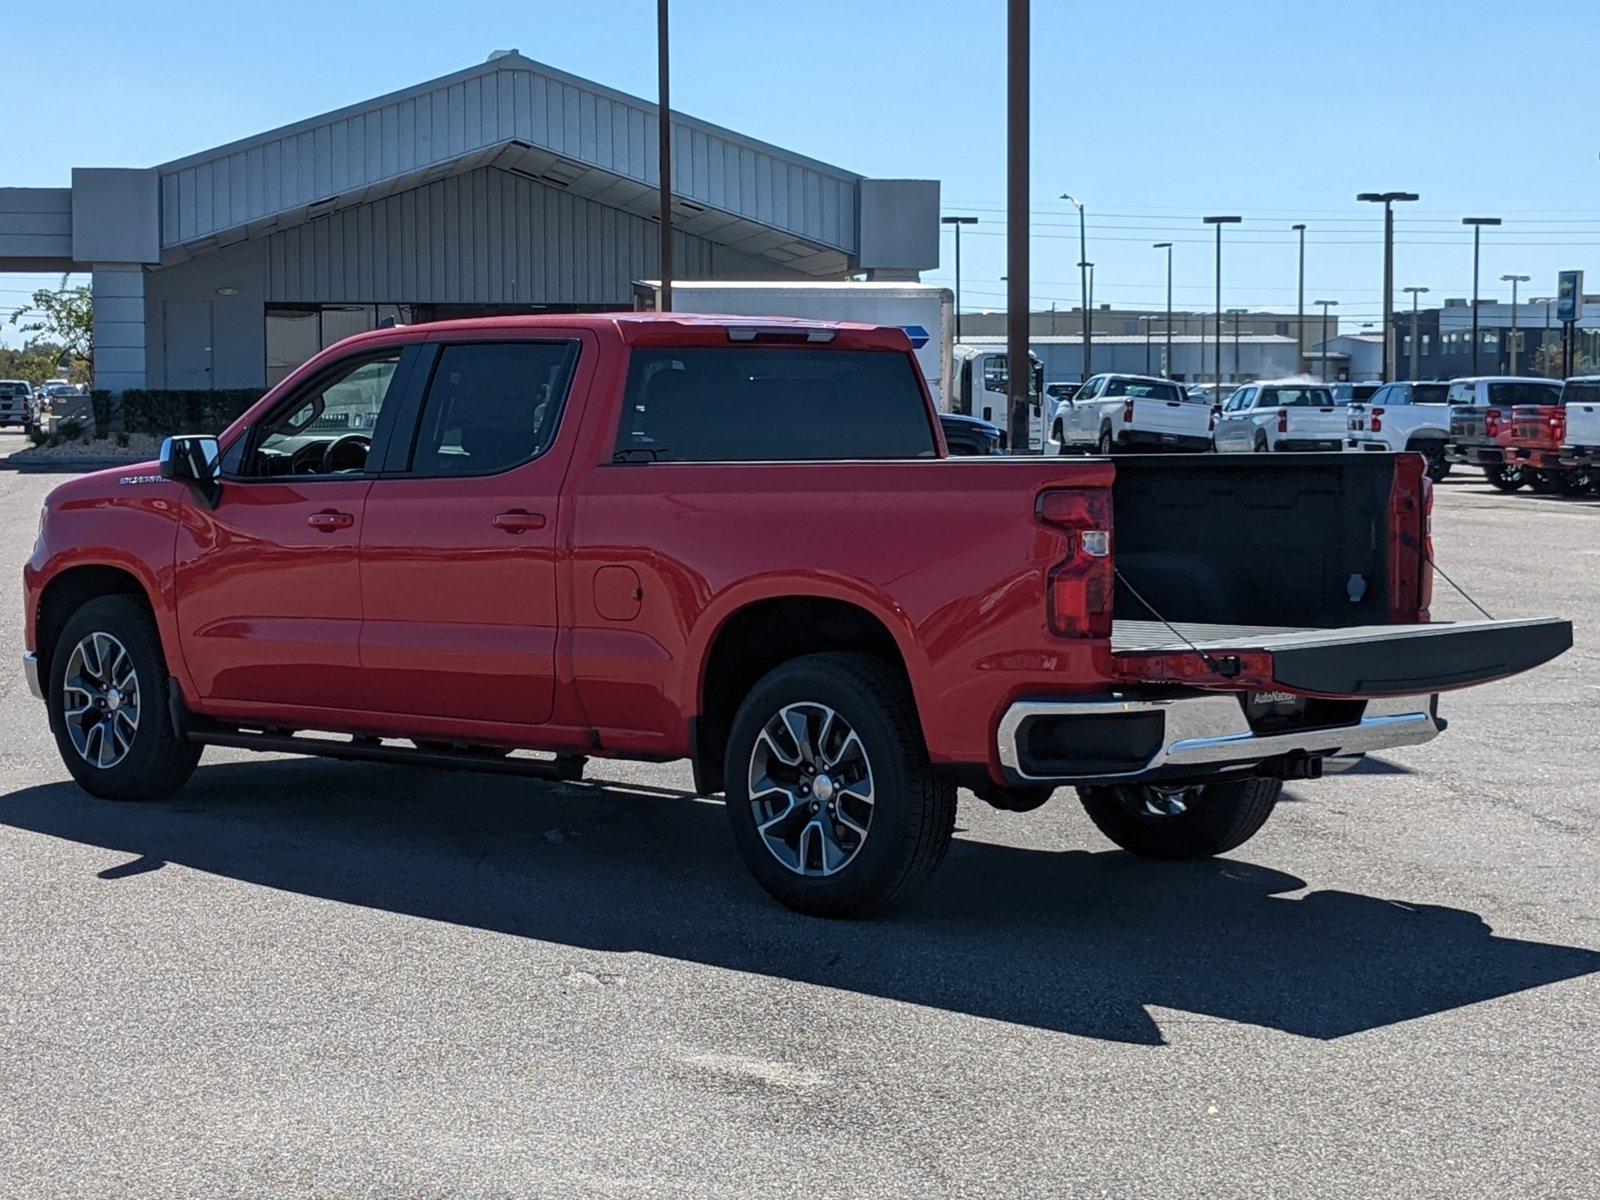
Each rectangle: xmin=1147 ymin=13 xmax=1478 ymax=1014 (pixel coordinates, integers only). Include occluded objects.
xmin=1080 ymin=376 xmax=1104 ymax=400
xmin=982 ymin=356 xmax=1009 ymax=393
xmin=243 ymin=351 xmax=402 ymax=477
xmin=1370 ymin=385 xmax=1393 ymax=405
xmin=408 ymin=342 xmax=578 ymax=476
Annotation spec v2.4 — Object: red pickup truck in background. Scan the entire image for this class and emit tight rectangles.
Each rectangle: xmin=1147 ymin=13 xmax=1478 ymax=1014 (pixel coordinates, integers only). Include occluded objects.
xmin=22 ymin=315 xmax=1571 ymax=915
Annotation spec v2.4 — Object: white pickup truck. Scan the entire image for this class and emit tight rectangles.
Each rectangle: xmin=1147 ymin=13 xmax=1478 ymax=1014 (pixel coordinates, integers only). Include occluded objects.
xmin=1054 ymin=373 xmax=1213 ymax=455
xmin=1345 ymin=380 xmax=1455 ymax=480
xmin=1212 ymin=381 xmax=1344 ymax=452
xmin=1559 ymin=376 xmax=1600 ymax=491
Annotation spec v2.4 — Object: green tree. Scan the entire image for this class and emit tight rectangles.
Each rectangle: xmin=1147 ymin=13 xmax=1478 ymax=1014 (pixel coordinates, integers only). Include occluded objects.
xmin=1531 ymin=335 xmax=1590 ymax=379
xmin=8 ymin=276 xmax=93 ymax=381
xmin=0 ymin=340 xmax=69 ymax=385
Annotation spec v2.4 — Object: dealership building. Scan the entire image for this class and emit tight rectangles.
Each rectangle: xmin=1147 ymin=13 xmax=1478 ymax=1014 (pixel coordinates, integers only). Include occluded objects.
xmin=0 ymin=52 xmax=939 ymax=393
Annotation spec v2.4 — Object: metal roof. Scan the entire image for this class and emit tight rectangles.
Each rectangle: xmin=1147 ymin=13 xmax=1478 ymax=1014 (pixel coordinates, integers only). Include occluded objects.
xmin=154 ymin=52 xmax=862 ymax=275
xmin=958 ymin=334 xmax=1298 ymax=346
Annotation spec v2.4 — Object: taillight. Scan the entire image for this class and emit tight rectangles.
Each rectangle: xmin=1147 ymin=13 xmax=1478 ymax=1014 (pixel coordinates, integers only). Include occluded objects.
xmin=1277 ymin=408 xmax=1289 ymax=434
xmin=1548 ymin=409 xmax=1566 ymax=443
xmin=1122 ymin=398 xmax=1135 ymax=424
xmin=1419 ymin=476 xmax=1434 ymax=617
xmin=1371 ymin=407 xmax=1384 ymax=433
xmin=1485 ymin=409 xmax=1501 ymax=437
xmin=1037 ymin=489 xmax=1113 ymax=639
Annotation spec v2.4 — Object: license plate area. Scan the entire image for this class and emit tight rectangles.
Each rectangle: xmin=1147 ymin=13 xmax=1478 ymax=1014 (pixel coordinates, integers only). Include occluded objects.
xmin=1241 ymin=691 xmax=1363 ymax=733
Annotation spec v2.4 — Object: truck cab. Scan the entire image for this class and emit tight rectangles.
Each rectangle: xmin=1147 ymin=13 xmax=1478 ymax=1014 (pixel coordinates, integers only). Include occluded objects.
xmin=1212 ymin=381 xmax=1343 ymax=452
xmin=950 ymin=343 xmax=1045 ymax=450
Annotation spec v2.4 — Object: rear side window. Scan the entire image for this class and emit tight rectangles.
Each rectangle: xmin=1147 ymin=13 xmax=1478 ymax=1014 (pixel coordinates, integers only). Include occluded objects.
xmin=409 ymin=342 xmax=577 ymax=475
xmin=1412 ymin=384 xmax=1449 ymax=404
xmin=616 ymin=348 xmax=936 ymax=462
xmin=1446 ymin=382 xmax=1475 ymax=405
xmin=1487 ymin=381 xmax=1563 ymax=407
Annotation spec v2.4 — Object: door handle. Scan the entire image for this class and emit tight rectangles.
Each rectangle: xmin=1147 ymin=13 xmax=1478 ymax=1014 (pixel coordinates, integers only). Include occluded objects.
xmin=492 ymin=509 xmax=547 ymax=534
xmin=307 ymin=510 xmax=355 ymax=532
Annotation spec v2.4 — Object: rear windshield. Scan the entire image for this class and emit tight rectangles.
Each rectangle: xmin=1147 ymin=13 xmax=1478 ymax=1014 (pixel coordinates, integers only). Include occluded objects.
xmin=0 ymin=383 xmax=28 ymax=397
xmin=1562 ymin=382 xmax=1600 ymax=405
xmin=1258 ymin=386 xmax=1333 ymax=408
xmin=1412 ymin=384 xmax=1449 ymax=404
xmin=617 ymin=347 xmax=937 ymax=462
xmin=1487 ymin=381 xmax=1562 ymax=407
xmin=1102 ymin=378 xmax=1183 ymax=403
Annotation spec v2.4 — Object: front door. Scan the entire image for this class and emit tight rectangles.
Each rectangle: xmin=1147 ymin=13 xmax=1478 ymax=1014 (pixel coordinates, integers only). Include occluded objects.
xmin=357 ymin=337 xmax=584 ymax=726
xmin=173 ymin=346 xmax=411 ymax=710
xmin=164 ymin=301 xmax=214 ymax=389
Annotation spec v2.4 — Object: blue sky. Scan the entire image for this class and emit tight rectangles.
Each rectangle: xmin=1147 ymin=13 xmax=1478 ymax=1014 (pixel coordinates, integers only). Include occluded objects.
xmin=7 ymin=0 xmax=1600 ymax=344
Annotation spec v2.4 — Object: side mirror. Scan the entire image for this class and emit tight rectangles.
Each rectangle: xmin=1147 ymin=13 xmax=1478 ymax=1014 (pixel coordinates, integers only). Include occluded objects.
xmin=160 ymin=435 xmax=222 ymax=506
xmin=1211 ymin=403 xmax=1223 ymax=417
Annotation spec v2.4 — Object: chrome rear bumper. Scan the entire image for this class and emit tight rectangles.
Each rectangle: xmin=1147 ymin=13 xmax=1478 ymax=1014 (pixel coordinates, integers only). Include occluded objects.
xmin=23 ymin=652 xmax=43 ymax=701
xmin=997 ymin=693 xmax=1440 ymax=785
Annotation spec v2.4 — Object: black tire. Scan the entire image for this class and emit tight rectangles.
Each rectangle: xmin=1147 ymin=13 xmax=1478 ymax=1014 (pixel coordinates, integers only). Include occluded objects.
xmin=1097 ymin=428 xmax=1114 ymax=456
xmin=1253 ymin=432 xmax=1270 ymax=453
xmin=1052 ymin=422 xmax=1069 ymax=456
xmin=1410 ymin=439 xmax=1450 ymax=481
xmin=1484 ymin=464 xmax=1524 ymax=491
xmin=1546 ymin=470 xmax=1585 ymax=496
xmin=1077 ymin=776 xmax=1281 ymax=860
xmin=1526 ymin=470 xmax=1559 ymax=494
xmin=724 ymin=652 xmax=957 ymax=917
xmin=47 ymin=595 xmax=201 ymax=801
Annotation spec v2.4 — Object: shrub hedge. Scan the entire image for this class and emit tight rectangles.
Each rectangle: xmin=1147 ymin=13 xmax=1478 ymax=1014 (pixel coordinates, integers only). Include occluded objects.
xmin=107 ymin=389 xmax=266 ymax=439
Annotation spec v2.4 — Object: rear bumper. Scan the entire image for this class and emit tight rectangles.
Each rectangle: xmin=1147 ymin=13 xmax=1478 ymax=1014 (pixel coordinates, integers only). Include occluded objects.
xmin=1348 ymin=436 xmax=1392 ymax=452
xmin=1276 ymin=437 xmax=1345 ymax=452
xmin=1510 ymin=447 xmax=1570 ymax=470
xmin=23 ymin=652 xmax=43 ymax=701
xmin=1560 ymin=445 xmax=1597 ymax=467
xmin=997 ymin=693 xmax=1440 ymax=785
xmin=1446 ymin=442 xmax=1503 ymax=466
xmin=1116 ymin=428 xmax=1213 ymax=452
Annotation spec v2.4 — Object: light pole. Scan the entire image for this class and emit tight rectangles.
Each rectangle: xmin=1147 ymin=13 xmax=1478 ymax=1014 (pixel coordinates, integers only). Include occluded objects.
xmin=1316 ymin=299 xmax=1338 ymax=381
xmin=1357 ymin=191 xmax=1419 ymax=382
xmin=1292 ymin=223 xmax=1307 ymax=370
xmin=1006 ymin=0 xmax=1029 ymax=453
xmin=1153 ymin=242 xmax=1173 ymax=377
xmin=941 ymin=216 xmax=978 ymax=341
xmin=1060 ymin=193 xmax=1090 ymax=375
xmin=1204 ymin=215 xmax=1241 ymax=385
xmin=1227 ymin=308 xmax=1247 ymax=381
xmin=1501 ymin=273 xmax=1529 ymax=374
xmin=1462 ymin=216 xmax=1501 ymax=374
xmin=656 ymin=0 xmax=673 ymax=310
xmin=1402 ymin=286 xmax=1429 ymax=380
xmin=1142 ymin=316 xmax=1153 ymax=374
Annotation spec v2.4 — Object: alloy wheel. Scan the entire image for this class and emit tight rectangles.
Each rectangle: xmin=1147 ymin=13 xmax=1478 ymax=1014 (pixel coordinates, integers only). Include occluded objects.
xmin=61 ymin=631 xmax=141 ymax=769
xmin=747 ymin=702 xmax=875 ymax=876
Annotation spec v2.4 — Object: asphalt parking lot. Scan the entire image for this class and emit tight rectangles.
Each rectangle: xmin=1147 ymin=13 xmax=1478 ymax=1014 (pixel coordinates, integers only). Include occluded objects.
xmin=0 ymin=432 xmax=1595 ymax=1199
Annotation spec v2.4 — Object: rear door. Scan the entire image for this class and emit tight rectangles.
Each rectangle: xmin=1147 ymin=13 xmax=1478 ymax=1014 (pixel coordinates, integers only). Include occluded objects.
xmin=1214 ymin=388 xmax=1254 ymax=450
xmin=357 ymin=334 xmax=588 ymax=726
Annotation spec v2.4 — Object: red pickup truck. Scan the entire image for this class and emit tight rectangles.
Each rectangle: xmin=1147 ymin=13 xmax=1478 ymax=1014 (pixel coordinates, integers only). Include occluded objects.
xmin=22 ymin=315 xmax=1571 ymax=915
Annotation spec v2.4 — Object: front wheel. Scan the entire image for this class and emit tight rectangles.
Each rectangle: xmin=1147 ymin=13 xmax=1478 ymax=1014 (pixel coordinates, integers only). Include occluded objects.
xmin=1485 ymin=464 xmax=1525 ymax=492
xmin=48 ymin=595 xmax=202 ymax=800
xmin=1077 ymin=777 xmax=1281 ymax=859
xmin=724 ymin=653 xmax=957 ymax=917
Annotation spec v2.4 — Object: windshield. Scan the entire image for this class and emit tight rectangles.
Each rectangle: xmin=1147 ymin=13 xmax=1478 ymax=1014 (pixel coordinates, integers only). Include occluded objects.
xmin=1563 ymin=382 xmax=1600 ymax=405
xmin=1102 ymin=378 xmax=1182 ymax=402
xmin=1487 ymin=381 xmax=1562 ymax=407
xmin=1259 ymin=386 xmax=1333 ymax=408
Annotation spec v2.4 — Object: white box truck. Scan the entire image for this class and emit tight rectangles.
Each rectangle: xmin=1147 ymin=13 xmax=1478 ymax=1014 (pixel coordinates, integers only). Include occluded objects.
xmin=633 ymin=280 xmax=954 ymax=410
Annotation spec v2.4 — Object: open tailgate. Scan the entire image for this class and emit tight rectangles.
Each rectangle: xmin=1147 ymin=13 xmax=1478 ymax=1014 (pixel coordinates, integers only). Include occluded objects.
xmin=1112 ymin=618 xmax=1572 ymax=697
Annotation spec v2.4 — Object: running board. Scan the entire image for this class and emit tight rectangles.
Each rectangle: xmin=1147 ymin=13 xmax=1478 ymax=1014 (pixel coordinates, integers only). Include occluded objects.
xmin=186 ymin=728 xmax=587 ymax=782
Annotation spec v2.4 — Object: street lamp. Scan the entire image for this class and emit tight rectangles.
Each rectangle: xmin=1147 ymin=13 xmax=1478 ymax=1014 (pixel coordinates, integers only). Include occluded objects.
xmin=1141 ymin=316 xmax=1153 ymax=374
xmin=1402 ymin=286 xmax=1429 ymax=380
xmin=941 ymin=216 xmax=978 ymax=341
xmin=1463 ymin=217 xmax=1501 ymax=374
xmin=1315 ymin=299 xmax=1339 ymax=381
xmin=1203 ymin=215 xmax=1241 ymax=385
xmin=1227 ymin=308 xmax=1247 ymax=382
xmin=1292 ymin=223 xmax=1307 ymax=370
xmin=1060 ymin=194 xmax=1091 ymax=375
xmin=1153 ymin=242 xmax=1173 ymax=377
xmin=1501 ymin=273 xmax=1530 ymax=374
xmin=1357 ymin=191 xmax=1419 ymax=382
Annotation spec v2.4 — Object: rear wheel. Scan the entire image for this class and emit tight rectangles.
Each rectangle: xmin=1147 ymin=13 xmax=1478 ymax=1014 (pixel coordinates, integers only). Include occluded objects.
xmin=1410 ymin=439 xmax=1450 ymax=481
xmin=1485 ymin=464 xmax=1525 ymax=492
xmin=1253 ymin=432 xmax=1269 ymax=453
xmin=1097 ymin=428 xmax=1114 ymax=456
xmin=1077 ymin=777 xmax=1282 ymax=859
xmin=724 ymin=653 xmax=957 ymax=917
xmin=1052 ymin=422 xmax=1069 ymax=456
xmin=48 ymin=596 xmax=201 ymax=800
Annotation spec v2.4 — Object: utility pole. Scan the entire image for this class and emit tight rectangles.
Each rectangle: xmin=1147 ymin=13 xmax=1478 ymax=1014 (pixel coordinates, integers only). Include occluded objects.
xmin=941 ymin=216 xmax=978 ymax=340
xmin=1462 ymin=216 xmax=1501 ymax=374
xmin=1153 ymin=242 xmax=1173 ymax=378
xmin=1402 ymin=286 xmax=1429 ymax=380
xmin=1227 ymin=308 xmax=1246 ymax=382
xmin=1203 ymin=216 xmax=1241 ymax=386
xmin=1357 ymin=192 xmax=1419 ymax=382
xmin=1315 ymin=299 xmax=1338 ymax=381
xmin=656 ymin=0 xmax=673 ymax=311
xmin=1061 ymin=193 xmax=1089 ymax=376
xmin=1143 ymin=316 xmax=1152 ymax=374
xmin=1502 ymin=273 xmax=1529 ymax=374
xmin=1292 ymin=223 xmax=1307 ymax=371
xmin=1006 ymin=0 xmax=1030 ymax=452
